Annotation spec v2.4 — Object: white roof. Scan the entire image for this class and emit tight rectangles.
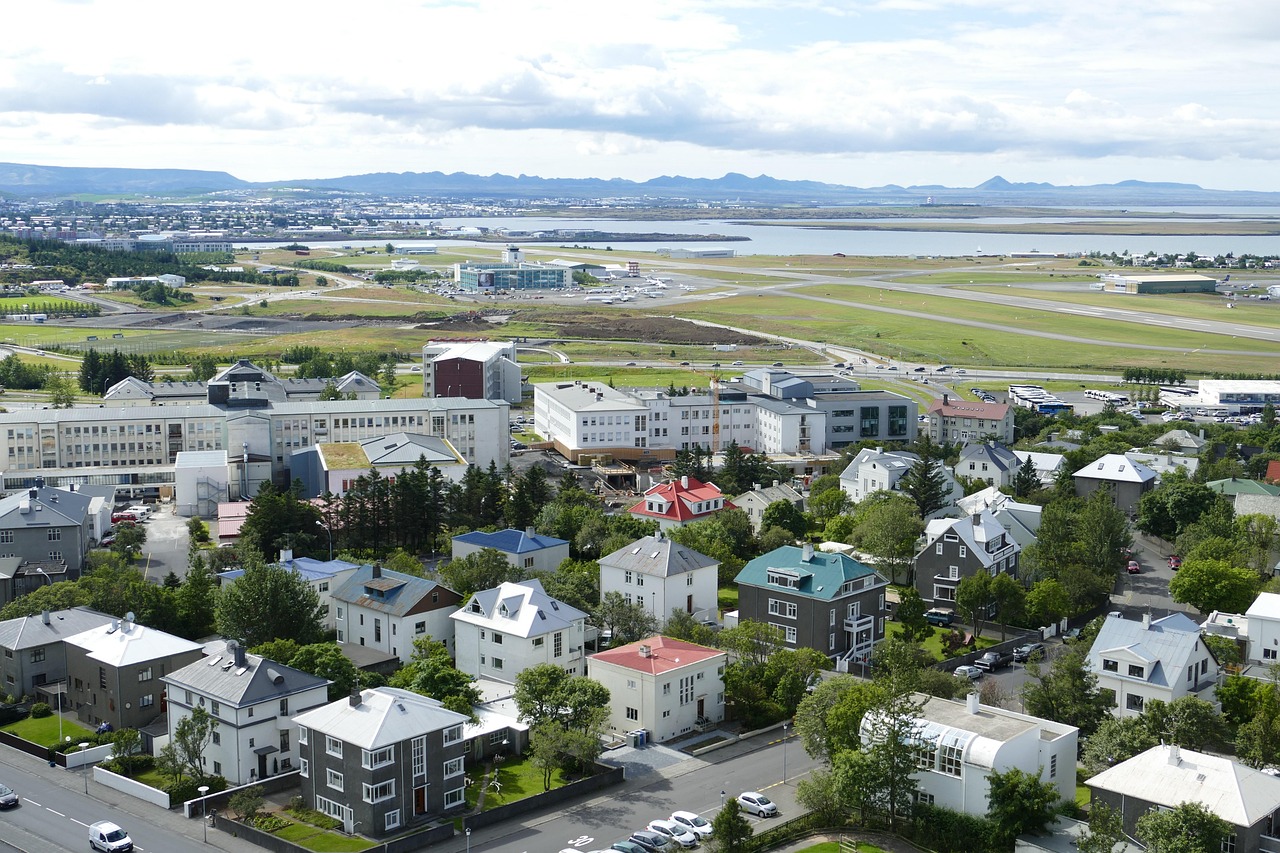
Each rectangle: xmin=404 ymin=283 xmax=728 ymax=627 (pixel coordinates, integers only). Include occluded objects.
xmin=450 ymin=579 xmax=586 ymax=639
xmin=64 ymin=619 xmax=202 ymax=666
xmin=292 ymin=686 xmax=469 ymax=750
xmin=1073 ymin=453 xmax=1157 ymax=483
xmin=1088 ymin=745 xmax=1280 ymax=827
xmin=1246 ymin=592 xmax=1280 ymax=620
xmin=534 ymin=381 xmax=648 ymax=413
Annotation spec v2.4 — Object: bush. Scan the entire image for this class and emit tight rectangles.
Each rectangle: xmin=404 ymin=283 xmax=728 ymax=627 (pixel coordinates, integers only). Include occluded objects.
xmin=29 ymin=702 xmax=51 ymax=718
xmin=252 ymin=815 xmax=292 ymax=832
xmin=910 ymin=803 xmax=1000 ymax=853
xmin=285 ymin=804 xmax=342 ymax=831
xmin=166 ymin=775 xmax=227 ymax=804
xmin=229 ymin=785 xmax=265 ymax=822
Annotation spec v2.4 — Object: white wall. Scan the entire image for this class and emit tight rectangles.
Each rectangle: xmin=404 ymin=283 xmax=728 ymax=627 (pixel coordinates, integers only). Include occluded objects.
xmin=591 ymin=656 xmax=725 ymax=743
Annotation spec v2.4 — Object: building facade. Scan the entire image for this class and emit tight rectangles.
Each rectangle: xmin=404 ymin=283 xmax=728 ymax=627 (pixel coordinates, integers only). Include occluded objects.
xmin=628 ymin=476 xmax=735 ymax=530
xmin=422 ymin=341 xmax=523 ymax=404
xmin=451 ymin=580 xmax=588 ymax=683
xmin=598 ymin=534 xmax=719 ymax=621
xmin=333 ymin=565 xmax=462 ymax=663
xmin=0 ymin=607 xmax=114 ymax=700
xmin=1086 ymin=612 xmax=1221 ymax=717
xmin=913 ymin=511 xmax=1021 ymax=610
xmin=451 ymin=528 xmax=570 ymax=574
xmin=589 ymin=636 xmax=726 ymax=743
xmin=925 ymin=395 xmax=1014 ymax=444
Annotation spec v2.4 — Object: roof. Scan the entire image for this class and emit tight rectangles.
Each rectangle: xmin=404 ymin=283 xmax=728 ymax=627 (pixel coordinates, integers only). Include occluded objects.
xmin=1012 ymin=450 xmax=1065 ymax=472
xmin=0 ymin=607 xmax=115 ymax=651
xmin=958 ymin=442 xmax=1019 ymax=472
xmin=589 ymin=636 xmax=724 ymax=675
xmin=1206 ymin=477 xmax=1280 ymax=497
xmin=599 ymin=534 xmax=719 ymax=578
xmin=839 ymin=447 xmax=919 ymax=479
xmin=451 ymin=579 xmax=586 ymax=639
xmin=1246 ymin=592 xmax=1280 ymax=620
xmin=927 ymin=397 xmax=1010 ymax=420
xmin=358 ymin=432 xmax=463 ymax=468
xmin=64 ymin=618 xmax=203 ymax=667
xmin=219 ymin=557 xmax=361 ymax=584
xmin=733 ymin=481 xmax=804 ymax=506
xmin=1088 ymin=745 xmax=1280 ymax=828
xmin=1087 ymin=613 xmax=1206 ymax=688
xmin=162 ymin=648 xmax=329 ymax=706
xmin=452 ymin=528 xmax=569 ymax=555
xmin=628 ymin=476 xmax=736 ymax=522
xmin=0 ymin=485 xmax=93 ymax=531
xmin=736 ymin=544 xmax=887 ymax=601
xmin=917 ymin=510 xmax=1016 ymax=563
xmin=1154 ymin=428 xmax=1207 ymax=450
xmin=175 ymin=450 xmax=228 ymax=468
xmin=292 ymin=686 xmax=470 ymax=750
xmin=914 ymin=693 xmax=1076 ymax=769
xmin=1073 ymin=453 xmax=1157 ymax=484
xmin=332 ymin=564 xmax=455 ymax=618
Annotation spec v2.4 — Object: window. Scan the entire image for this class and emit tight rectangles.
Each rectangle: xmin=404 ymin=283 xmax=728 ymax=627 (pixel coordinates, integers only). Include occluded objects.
xmin=1050 ymin=754 xmax=1057 ymax=779
xmin=213 ymin=761 xmax=221 ymax=775
xmin=412 ymin=736 xmax=426 ymax=777
xmin=326 ymin=736 xmax=343 ymax=758
xmin=915 ymin=791 xmax=935 ymax=805
xmin=770 ymin=623 xmax=798 ymax=643
xmin=492 ymin=632 xmax=503 ymax=645
xmin=443 ymin=725 xmax=463 ymax=745
xmin=1222 ymin=833 xmax=1237 ymax=853
xmin=1126 ymin=694 xmax=1145 ymax=712
xmin=140 ymin=694 xmax=154 ymax=707
xmin=958 ymin=545 xmax=967 ymax=559
xmin=680 ymin=675 xmax=694 ymax=705
xmin=626 ymin=707 xmax=639 ymax=721
xmin=1128 ymin=664 xmax=1145 ymax=678
xmin=210 ymin=701 xmax=220 ymax=717
xmin=280 ymin=729 xmax=290 ymax=752
xmin=444 ymin=788 xmax=465 ymax=809
xmin=490 ymin=730 xmax=506 ymax=746
xmin=363 ymin=780 xmax=395 ymax=803
xmin=1102 ymin=659 xmax=1119 ymax=672
xmin=767 ymin=599 xmax=798 ymax=619
xmin=554 ymin=632 xmax=563 ymax=657
xmin=533 ymin=637 xmax=544 ymax=647
xmin=444 ymin=757 xmax=464 ymax=778
xmin=31 ymin=648 xmax=45 ymax=664
xmin=298 ymin=726 xmax=308 ymax=745
xmin=1265 ymin=648 xmax=1278 ymax=661
xmin=280 ymin=698 xmax=289 ymax=715
xmin=212 ymin=731 xmax=221 ymax=745
xmin=326 ymin=769 xmax=344 ymax=791
xmin=939 ymin=743 xmax=962 ymax=776
xmin=363 ymin=746 xmax=394 ymax=769
xmin=300 ymin=758 xmax=309 ymax=778
xmin=492 ymin=657 xmax=504 ymax=670
xmin=830 ymin=609 xmax=836 ymax=627
xmin=385 ymin=810 xmax=401 ymax=831
xmin=687 ymin=574 xmax=694 ymax=586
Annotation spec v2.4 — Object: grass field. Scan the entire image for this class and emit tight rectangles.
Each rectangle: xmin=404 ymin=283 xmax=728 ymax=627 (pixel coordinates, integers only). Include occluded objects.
xmin=273 ymin=821 xmax=375 ymax=852
xmin=961 ymin=285 xmax=1280 ymax=327
xmin=899 ymin=271 xmax=1100 ymax=285
xmin=1 ymin=714 xmax=94 ymax=746
xmin=883 ymin=620 xmax=997 ymax=661
xmin=796 ymin=842 xmax=889 ymax=853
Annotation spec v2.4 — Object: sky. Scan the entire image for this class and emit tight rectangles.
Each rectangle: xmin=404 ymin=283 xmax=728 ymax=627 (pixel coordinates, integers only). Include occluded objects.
xmin=3 ymin=0 xmax=1279 ymax=190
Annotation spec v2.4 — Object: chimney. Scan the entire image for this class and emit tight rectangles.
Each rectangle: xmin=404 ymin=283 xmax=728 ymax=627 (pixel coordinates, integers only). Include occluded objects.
xmin=279 ymin=548 xmax=293 ymax=566
xmin=234 ymin=642 xmax=247 ymax=668
xmin=349 ymin=689 xmax=363 ymax=708
xmin=372 ymin=562 xmax=382 ymax=579
xmin=639 ymin=644 xmax=652 ymax=658
xmin=1168 ymin=744 xmax=1181 ymax=766
xmin=942 ymin=393 xmax=950 ymax=406
xmin=753 ymin=483 xmax=761 ymax=492
xmin=971 ymin=513 xmax=980 ymax=527
xmin=525 ymin=526 xmax=536 ymax=538
xmin=966 ymin=691 xmax=980 ymax=714
xmin=1143 ymin=611 xmax=1152 ymax=629
xmin=41 ymin=609 xmax=50 ymax=625
xmin=27 ymin=487 xmax=36 ymax=500
xmin=801 ymin=542 xmax=815 ymax=562
xmin=681 ymin=475 xmax=689 ymax=489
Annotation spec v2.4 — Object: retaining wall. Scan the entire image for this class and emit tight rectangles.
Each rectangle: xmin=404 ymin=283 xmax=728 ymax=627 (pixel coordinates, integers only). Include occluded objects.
xmin=94 ymin=766 xmax=170 ymax=808
xmin=462 ymin=763 xmax=625 ymax=831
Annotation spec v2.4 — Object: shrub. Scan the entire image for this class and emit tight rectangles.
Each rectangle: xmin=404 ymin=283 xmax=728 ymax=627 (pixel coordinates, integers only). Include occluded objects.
xmin=252 ymin=815 xmax=291 ymax=832
xmin=288 ymin=795 xmax=304 ymax=811
xmin=167 ymin=775 xmax=227 ymax=804
xmin=285 ymin=804 xmax=342 ymax=830
xmin=229 ymin=785 xmax=265 ymax=822
xmin=910 ymin=802 xmax=999 ymax=853
xmin=29 ymin=702 xmax=51 ymax=718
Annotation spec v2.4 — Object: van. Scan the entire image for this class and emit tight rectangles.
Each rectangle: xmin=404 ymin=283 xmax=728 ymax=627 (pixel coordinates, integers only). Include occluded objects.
xmin=90 ymin=820 xmax=133 ymax=852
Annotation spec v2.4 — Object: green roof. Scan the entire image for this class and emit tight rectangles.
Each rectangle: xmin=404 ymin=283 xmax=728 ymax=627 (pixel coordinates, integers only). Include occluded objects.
xmin=735 ymin=545 xmax=886 ymax=601
xmin=321 ymin=442 xmax=369 ymax=469
xmin=1206 ymin=478 xmax=1280 ymax=497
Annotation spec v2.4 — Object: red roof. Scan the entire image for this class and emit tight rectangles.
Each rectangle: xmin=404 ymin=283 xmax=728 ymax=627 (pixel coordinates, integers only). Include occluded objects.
xmin=589 ymin=636 xmax=724 ymax=675
xmin=628 ymin=476 xmax=735 ymax=522
xmin=927 ymin=398 xmax=1010 ymax=419
xmin=1267 ymin=460 xmax=1280 ymax=484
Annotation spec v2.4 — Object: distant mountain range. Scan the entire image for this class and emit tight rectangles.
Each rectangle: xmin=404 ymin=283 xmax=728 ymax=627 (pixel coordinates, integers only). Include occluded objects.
xmin=2 ymin=161 xmax=1279 ymax=206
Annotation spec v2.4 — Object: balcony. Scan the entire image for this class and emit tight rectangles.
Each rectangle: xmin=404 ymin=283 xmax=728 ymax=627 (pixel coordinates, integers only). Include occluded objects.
xmin=844 ymin=613 xmax=874 ymax=634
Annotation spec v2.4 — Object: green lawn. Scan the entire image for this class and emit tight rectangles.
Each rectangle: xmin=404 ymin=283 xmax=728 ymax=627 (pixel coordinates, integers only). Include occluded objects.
xmin=883 ymin=619 xmax=998 ymax=661
xmin=1 ymin=714 xmax=94 ymax=746
xmin=273 ymin=821 xmax=376 ymax=852
xmin=466 ymin=754 xmax=569 ymax=812
xmin=796 ymin=842 xmax=888 ymax=853
xmin=717 ymin=586 xmax=739 ymax=613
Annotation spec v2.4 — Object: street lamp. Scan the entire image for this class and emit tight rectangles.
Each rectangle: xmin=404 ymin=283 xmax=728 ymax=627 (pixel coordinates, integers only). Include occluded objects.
xmin=782 ymin=723 xmax=789 ymax=783
xmin=316 ymin=519 xmax=333 ymax=561
xmin=35 ymin=567 xmax=52 ymax=587
xmin=720 ymin=790 xmax=726 ymax=807
xmin=466 ymin=826 xmax=472 ymax=853
xmin=198 ymin=785 xmax=210 ymax=843
xmin=79 ymin=741 xmax=90 ymax=794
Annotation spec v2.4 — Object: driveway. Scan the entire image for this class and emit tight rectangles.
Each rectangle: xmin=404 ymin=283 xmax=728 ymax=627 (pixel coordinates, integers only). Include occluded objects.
xmin=136 ymin=506 xmax=192 ymax=582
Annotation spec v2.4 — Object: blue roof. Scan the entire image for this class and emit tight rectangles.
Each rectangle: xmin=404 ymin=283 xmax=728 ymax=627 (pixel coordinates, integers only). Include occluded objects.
xmin=218 ymin=557 xmax=360 ymax=583
xmin=452 ymin=528 xmax=568 ymax=554
xmin=735 ymin=545 xmax=887 ymax=601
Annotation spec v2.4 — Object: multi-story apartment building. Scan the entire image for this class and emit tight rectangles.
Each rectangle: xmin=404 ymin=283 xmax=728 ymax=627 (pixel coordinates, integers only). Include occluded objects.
xmin=599 ymin=533 xmax=719 ymax=620
xmin=913 ymin=511 xmax=1020 ymax=610
xmin=925 ymin=395 xmax=1014 ymax=444
xmin=333 ymin=564 xmax=462 ymax=663
xmin=451 ymin=579 xmax=588 ymax=682
xmin=0 ymin=481 xmax=95 ymax=577
xmin=589 ymin=636 xmax=726 ymax=743
xmin=0 ymin=607 xmax=114 ymax=700
xmin=421 ymin=340 xmax=522 ymax=404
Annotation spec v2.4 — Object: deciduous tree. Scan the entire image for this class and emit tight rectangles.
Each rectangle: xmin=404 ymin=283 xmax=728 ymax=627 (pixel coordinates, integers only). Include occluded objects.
xmin=1135 ymin=801 xmax=1230 ymax=853
xmin=214 ymin=556 xmax=325 ymax=648
xmin=986 ymin=767 xmax=1062 ymax=846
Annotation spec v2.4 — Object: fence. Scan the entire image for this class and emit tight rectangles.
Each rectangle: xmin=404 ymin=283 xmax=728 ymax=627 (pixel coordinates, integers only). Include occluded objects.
xmin=183 ymin=771 xmax=301 ymax=818
xmin=94 ymin=766 xmax=170 ymax=808
xmin=226 ymin=816 xmax=452 ymax=853
xmin=462 ymin=763 xmax=625 ymax=831
xmin=0 ymin=730 xmax=114 ymax=768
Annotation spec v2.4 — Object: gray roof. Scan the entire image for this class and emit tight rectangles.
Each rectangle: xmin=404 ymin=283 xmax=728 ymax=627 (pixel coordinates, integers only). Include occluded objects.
xmin=332 ymin=564 xmax=453 ymax=618
xmin=163 ymin=647 xmax=329 ymax=706
xmin=293 ymin=686 xmax=470 ymax=750
xmin=1087 ymin=613 xmax=1206 ymax=689
xmin=0 ymin=607 xmax=115 ymax=651
xmin=1073 ymin=453 xmax=1157 ymax=484
xmin=958 ymin=441 xmax=1019 ymax=472
xmin=358 ymin=432 xmax=461 ymax=467
xmin=599 ymin=534 xmax=719 ymax=578
xmin=0 ymin=485 xmax=92 ymax=530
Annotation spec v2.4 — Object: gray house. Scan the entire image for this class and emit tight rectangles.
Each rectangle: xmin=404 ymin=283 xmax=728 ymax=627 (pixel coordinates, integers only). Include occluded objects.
xmin=294 ymin=687 xmax=470 ymax=837
xmin=914 ymin=511 xmax=1020 ymax=610
xmin=735 ymin=543 xmax=889 ymax=666
xmin=0 ymin=481 xmax=95 ymax=579
xmin=1073 ymin=453 xmax=1157 ymax=514
xmin=0 ymin=607 xmax=114 ymax=702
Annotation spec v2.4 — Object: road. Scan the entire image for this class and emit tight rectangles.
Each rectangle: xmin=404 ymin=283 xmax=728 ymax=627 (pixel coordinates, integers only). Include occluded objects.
xmin=471 ymin=734 xmax=818 ymax=853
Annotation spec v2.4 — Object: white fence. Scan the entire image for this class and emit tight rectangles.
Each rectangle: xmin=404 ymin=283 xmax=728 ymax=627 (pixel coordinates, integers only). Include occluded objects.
xmin=64 ymin=743 xmax=115 ymax=768
xmin=93 ymin=766 xmax=170 ymax=809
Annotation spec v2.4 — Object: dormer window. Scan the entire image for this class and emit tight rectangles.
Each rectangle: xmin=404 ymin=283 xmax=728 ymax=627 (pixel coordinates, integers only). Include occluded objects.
xmin=766 ymin=570 xmax=800 ymax=589
xmin=469 ymin=601 xmax=482 ymax=613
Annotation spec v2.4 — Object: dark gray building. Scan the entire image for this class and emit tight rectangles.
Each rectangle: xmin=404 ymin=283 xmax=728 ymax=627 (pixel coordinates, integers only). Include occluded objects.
xmin=913 ymin=511 xmax=1020 ymax=609
xmin=0 ymin=607 xmax=114 ymax=702
xmin=735 ymin=543 xmax=888 ymax=666
xmin=0 ymin=481 xmax=95 ymax=578
xmin=293 ymin=687 xmax=470 ymax=837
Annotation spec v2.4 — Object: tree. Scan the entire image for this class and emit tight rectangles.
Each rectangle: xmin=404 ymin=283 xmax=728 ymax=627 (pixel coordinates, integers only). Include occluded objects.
xmin=1025 ymin=578 xmax=1070 ymax=627
xmin=595 ymin=591 xmax=659 ymax=646
xmin=389 ymin=637 xmax=482 ymax=718
xmin=0 ymin=580 xmax=90 ymax=619
xmin=1076 ymin=804 xmax=1126 ymax=853
xmin=1135 ymin=801 xmax=1230 ymax=853
xmin=533 ymin=559 xmax=599 ymax=614
xmin=1169 ymin=558 xmax=1259 ymax=614
xmin=439 ymin=548 xmax=525 ymax=599
xmin=956 ymin=571 xmax=994 ymax=639
xmin=1081 ymin=715 xmax=1158 ymax=777
xmin=229 ymin=785 xmax=265 ymax=823
xmin=986 ymin=767 xmax=1062 ymax=846
xmin=794 ymin=676 xmax=882 ymax=764
xmin=111 ymin=728 xmax=143 ymax=777
xmin=855 ymin=688 xmax=924 ymax=831
xmin=899 ymin=437 xmax=950 ymax=518
xmin=45 ymin=375 xmax=76 ymax=408
xmin=174 ymin=556 xmax=217 ymax=639
xmin=214 ymin=557 xmax=325 ymax=648
xmin=1141 ymin=696 xmax=1226 ymax=752
xmin=172 ymin=706 xmax=217 ymax=783
xmin=1076 ymin=489 xmax=1132 ymax=578
xmin=1012 ymin=455 xmax=1040 ymax=498
xmin=237 ymin=479 xmax=324 ymax=561
xmin=895 ymin=587 xmax=930 ymax=643
xmin=1021 ymin=645 xmax=1111 ymax=737
xmin=1235 ymin=682 xmax=1280 ymax=768
xmin=514 ymin=664 xmax=572 ymax=728
xmin=1137 ymin=477 xmax=1223 ymax=540
xmin=709 ymin=798 xmax=753 ymax=853
xmin=794 ymin=768 xmax=848 ymax=825
xmin=110 ymin=522 xmax=147 ymax=560
xmin=662 ymin=609 xmax=718 ymax=647
xmin=287 ymin=643 xmax=365 ymax=701
xmin=853 ymin=495 xmax=924 ymax=585
xmin=761 ymin=500 xmax=807 ymax=540
xmin=528 ymin=719 xmax=569 ymax=792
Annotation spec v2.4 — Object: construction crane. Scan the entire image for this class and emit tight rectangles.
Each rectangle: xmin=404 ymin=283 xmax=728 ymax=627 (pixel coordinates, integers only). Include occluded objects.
xmin=667 ymin=360 xmax=724 ymax=454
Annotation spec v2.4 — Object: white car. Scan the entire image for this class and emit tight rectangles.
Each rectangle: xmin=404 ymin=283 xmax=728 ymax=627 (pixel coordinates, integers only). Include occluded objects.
xmin=648 ymin=820 xmax=699 ymax=848
xmin=737 ymin=791 xmax=778 ymax=817
xmin=669 ymin=811 xmax=713 ymax=840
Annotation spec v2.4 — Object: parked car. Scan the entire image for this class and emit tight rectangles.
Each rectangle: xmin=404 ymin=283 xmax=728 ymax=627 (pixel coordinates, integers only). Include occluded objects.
xmin=924 ymin=608 xmax=955 ymax=627
xmin=1168 ymin=555 xmax=1182 ymax=570
xmin=612 ymin=842 xmax=649 ymax=853
xmin=0 ymin=782 xmax=18 ymax=808
xmin=1062 ymin=627 xmax=1082 ymax=643
xmin=1012 ymin=642 xmax=1046 ymax=663
xmin=647 ymin=821 xmax=699 ymax=848
xmin=953 ymin=664 xmax=983 ymax=681
xmin=629 ymin=831 xmax=675 ymax=853
xmin=737 ymin=792 xmax=778 ymax=817
xmin=100 ymin=534 xmax=117 ymax=548
xmin=1127 ymin=560 xmax=1141 ymax=574
xmin=913 ymin=366 xmax=926 ymax=372
xmin=974 ymin=650 xmax=1013 ymax=672
xmin=89 ymin=821 xmax=133 ymax=852
xmin=0 ymin=703 xmax=29 ymax=726
xmin=670 ymin=811 xmax=713 ymax=840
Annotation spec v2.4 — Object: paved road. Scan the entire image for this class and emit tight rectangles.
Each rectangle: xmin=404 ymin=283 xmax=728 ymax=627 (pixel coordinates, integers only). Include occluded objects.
xmin=136 ymin=508 xmax=192 ymax=582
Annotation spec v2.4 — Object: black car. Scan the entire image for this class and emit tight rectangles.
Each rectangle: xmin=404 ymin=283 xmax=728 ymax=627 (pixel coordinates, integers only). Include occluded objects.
xmin=0 ymin=703 xmax=29 ymax=726
xmin=1012 ymin=642 xmax=1046 ymax=663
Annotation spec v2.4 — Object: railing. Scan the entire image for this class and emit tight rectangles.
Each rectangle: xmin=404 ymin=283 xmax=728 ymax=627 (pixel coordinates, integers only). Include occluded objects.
xmin=1260 ymin=834 xmax=1280 ymax=853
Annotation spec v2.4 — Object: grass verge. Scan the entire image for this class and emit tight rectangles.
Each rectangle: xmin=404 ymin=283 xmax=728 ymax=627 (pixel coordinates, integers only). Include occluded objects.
xmin=273 ymin=821 xmax=376 ymax=852
xmin=1 ymin=714 xmax=94 ymax=746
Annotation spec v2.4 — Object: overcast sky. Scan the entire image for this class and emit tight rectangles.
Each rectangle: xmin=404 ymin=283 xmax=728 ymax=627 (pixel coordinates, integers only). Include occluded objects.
xmin=4 ymin=0 xmax=1278 ymax=190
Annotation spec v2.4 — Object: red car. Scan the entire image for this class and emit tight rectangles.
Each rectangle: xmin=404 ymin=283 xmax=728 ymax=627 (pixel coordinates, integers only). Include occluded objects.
xmin=1168 ymin=555 xmax=1182 ymax=570
xmin=1127 ymin=560 xmax=1141 ymax=574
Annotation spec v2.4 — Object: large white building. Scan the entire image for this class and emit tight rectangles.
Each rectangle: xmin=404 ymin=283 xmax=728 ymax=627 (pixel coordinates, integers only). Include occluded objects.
xmin=598 ymin=534 xmax=720 ymax=622
xmin=588 ymin=636 xmax=726 ymax=743
xmin=1161 ymin=379 xmax=1280 ymax=413
xmin=451 ymin=579 xmax=589 ymax=683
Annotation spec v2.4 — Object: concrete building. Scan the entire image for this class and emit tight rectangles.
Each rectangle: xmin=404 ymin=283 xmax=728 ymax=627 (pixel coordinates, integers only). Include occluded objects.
xmin=588 ymin=636 xmax=726 ymax=742
xmin=294 ymin=687 xmax=471 ymax=836
xmin=628 ymin=476 xmax=735 ymax=530
xmin=450 ymin=528 xmax=570 ymax=574
xmin=862 ymin=692 xmax=1077 ymax=818
xmin=926 ymin=395 xmax=1014 ymax=444
xmin=104 ymin=361 xmax=381 ymax=407
xmin=421 ymin=341 xmax=522 ymax=404
xmin=954 ymin=442 xmax=1021 ymax=488
xmin=0 ymin=480 xmax=95 ymax=578
xmin=1011 ymin=450 xmax=1065 ymax=486
xmin=914 ymin=511 xmax=1020 ymax=611
xmin=291 ymin=433 xmax=467 ymax=499
xmin=732 ymin=481 xmax=805 ymax=534
xmin=1072 ymin=454 xmax=1157 ymax=514
xmin=453 ymin=262 xmax=570 ymax=293
xmin=162 ymin=643 xmax=330 ymax=785
xmin=64 ymin=615 xmax=204 ymax=731
xmin=451 ymin=579 xmax=589 ymax=683
xmin=0 ymin=607 xmax=114 ymax=701
xmin=598 ymin=533 xmax=719 ymax=621
xmin=1085 ymin=612 xmax=1220 ymax=718
xmin=1088 ymin=745 xmax=1280 ymax=853
xmin=838 ymin=447 xmax=962 ymax=507
xmin=332 ymin=564 xmax=463 ymax=663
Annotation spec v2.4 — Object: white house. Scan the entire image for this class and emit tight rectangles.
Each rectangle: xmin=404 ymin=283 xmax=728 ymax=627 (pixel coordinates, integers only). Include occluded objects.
xmin=1085 ymin=612 xmax=1221 ymax=718
xmin=332 ymin=564 xmax=463 ymax=663
xmin=954 ymin=442 xmax=1020 ymax=488
xmin=450 ymin=528 xmax=570 ymax=574
xmin=1012 ymin=450 xmax=1065 ymax=487
xmin=861 ymin=692 xmax=1078 ymax=818
xmin=955 ymin=488 xmax=1043 ymax=550
xmin=1246 ymin=592 xmax=1280 ymax=665
xmin=588 ymin=636 xmax=726 ymax=743
xmin=162 ymin=643 xmax=330 ymax=785
xmin=450 ymin=579 xmax=588 ymax=683
xmin=839 ymin=447 xmax=962 ymax=507
xmin=731 ymin=481 xmax=805 ymax=534
xmin=598 ymin=533 xmax=720 ymax=622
